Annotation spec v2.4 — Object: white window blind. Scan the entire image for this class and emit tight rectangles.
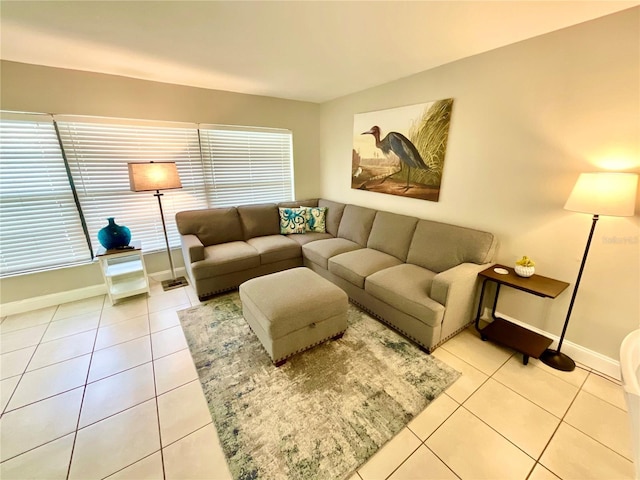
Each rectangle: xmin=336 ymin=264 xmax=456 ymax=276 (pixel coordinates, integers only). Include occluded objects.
xmin=0 ymin=113 xmax=91 ymax=276
xmin=55 ymin=118 xmax=207 ymax=253
xmin=199 ymin=126 xmax=294 ymax=206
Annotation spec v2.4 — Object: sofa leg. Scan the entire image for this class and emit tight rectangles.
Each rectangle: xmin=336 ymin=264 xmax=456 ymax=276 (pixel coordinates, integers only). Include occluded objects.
xmin=419 ymin=345 xmax=431 ymax=354
xmin=332 ymin=332 xmax=345 ymax=341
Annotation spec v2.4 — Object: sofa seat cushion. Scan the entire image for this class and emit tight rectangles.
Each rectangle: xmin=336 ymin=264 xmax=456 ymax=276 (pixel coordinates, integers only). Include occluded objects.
xmin=192 ymin=241 xmax=260 ymax=279
xmin=365 ymin=264 xmax=445 ymax=328
xmin=328 ymin=248 xmax=403 ymax=289
xmin=246 ymin=235 xmax=301 ymax=265
xmin=286 ymin=232 xmax=333 ymax=246
xmin=302 ymin=238 xmax=362 ymax=270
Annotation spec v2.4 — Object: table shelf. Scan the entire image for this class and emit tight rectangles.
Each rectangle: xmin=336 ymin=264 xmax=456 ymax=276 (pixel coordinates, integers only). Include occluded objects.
xmin=475 ymin=265 xmax=569 ymax=365
xmin=96 ymin=241 xmax=150 ymax=304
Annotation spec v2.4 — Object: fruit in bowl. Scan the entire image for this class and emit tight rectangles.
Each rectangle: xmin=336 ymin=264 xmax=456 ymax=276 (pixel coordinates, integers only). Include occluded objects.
xmin=515 ymin=256 xmax=535 ymax=277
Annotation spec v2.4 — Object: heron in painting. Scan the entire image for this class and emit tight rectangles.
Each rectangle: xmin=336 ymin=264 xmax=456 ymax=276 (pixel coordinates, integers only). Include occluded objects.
xmin=361 ymin=125 xmax=428 ymax=190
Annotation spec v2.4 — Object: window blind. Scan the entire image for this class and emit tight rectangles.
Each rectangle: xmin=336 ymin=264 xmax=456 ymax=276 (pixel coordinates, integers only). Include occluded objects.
xmin=0 ymin=114 xmax=91 ymax=276
xmin=199 ymin=126 xmax=294 ymax=206
xmin=55 ymin=119 xmax=207 ymax=253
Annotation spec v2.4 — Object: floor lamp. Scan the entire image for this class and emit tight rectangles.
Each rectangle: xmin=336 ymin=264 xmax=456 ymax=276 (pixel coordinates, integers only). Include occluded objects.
xmin=540 ymin=172 xmax=638 ymax=371
xmin=128 ymin=161 xmax=189 ymax=291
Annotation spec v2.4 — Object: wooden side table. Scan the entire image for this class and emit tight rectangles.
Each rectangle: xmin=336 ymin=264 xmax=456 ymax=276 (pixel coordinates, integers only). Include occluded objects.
xmin=475 ymin=265 xmax=569 ymax=365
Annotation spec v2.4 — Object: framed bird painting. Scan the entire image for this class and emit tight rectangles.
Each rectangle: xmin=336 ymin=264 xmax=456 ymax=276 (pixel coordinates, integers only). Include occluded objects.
xmin=352 ymin=99 xmax=453 ymax=201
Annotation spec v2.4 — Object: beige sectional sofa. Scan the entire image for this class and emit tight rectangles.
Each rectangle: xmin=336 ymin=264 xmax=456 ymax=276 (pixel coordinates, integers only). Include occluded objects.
xmin=175 ymin=198 xmax=496 ymax=351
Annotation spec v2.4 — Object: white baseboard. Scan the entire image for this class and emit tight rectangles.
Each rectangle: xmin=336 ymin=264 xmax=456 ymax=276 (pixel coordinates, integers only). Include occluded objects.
xmin=489 ymin=309 xmax=621 ymax=380
xmin=0 ymin=267 xmax=189 ymax=317
xmin=0 ymin=284 xmax=108 ymax=317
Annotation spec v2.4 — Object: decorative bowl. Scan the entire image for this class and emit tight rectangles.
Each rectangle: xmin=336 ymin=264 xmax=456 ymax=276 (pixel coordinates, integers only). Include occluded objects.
xmin=515 ymin=265 xmax=535 ymax=278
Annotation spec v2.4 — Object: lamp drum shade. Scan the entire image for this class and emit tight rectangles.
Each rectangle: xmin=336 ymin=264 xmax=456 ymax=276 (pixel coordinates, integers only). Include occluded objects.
xmin=564 ymin=172 xmax=638 ymax=217
xmin=128 ymin=162 xmax=182 ymax=192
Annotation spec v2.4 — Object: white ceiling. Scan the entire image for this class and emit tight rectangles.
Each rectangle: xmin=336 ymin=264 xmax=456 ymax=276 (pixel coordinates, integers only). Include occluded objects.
xmin=1 ymin=1 xmax=638 ymax=103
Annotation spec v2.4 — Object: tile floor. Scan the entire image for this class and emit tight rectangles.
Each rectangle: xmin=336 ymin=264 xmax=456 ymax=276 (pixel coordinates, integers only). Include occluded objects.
xmin=0 ymin=278 xmax=635 ymax=479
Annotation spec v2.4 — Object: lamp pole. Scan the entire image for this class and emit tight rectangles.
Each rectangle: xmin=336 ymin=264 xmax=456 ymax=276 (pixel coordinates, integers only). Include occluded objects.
xmin=154 ymin=189 xmax=177 ymax=281
xmin=541 ymin=214 xmax=598 ymax=371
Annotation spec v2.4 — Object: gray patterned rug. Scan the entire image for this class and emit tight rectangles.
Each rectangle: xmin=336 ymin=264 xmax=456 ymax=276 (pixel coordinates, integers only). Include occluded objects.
xmin=178 ymin=291 xmax=460 ymax=480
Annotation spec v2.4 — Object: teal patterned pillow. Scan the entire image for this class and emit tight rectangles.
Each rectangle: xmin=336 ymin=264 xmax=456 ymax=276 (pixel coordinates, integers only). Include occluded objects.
xmin=279 ymin=208 xmax=306 ymax=234
xmin=301 ymin=206 xmax=327 ymax=233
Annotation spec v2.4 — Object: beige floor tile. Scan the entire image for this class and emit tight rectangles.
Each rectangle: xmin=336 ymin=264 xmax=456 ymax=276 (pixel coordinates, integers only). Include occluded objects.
xmin=1 ymin=376 xmax=20 ymax=412
xmin=528 ymin=463 xmax=560 ymax=480
xmin=0 ymin=306 xmax=56 ymax=334
xmin=149 ymin=307 xmax=185 ymax=333
xmin=0 ymin=387 xmax=83 ymax=462
xmin=94 ymin=315 xmax=150 ymax=350
xmin=88 ymin=335 xmax=152 ymax=383
xmin=528 ymin=357 xmax=590 ymax=388
xmin=440 ymin=328 xmax=513 ymax=375
xmin=100 ymin=297 xmax=149 ymax=327
xmin=464 ymin=378 xmax=560 ymax=458
xmin=493 ymin=356 xmax=579 ymax=418
xmin=540 ymin=423 xmax=634 ymax=480
xmin=408 ymin=393 xmax=458 ymax=441
xmin=42 ymin=312 xmax=100 ymax=343
xmin=0 ymin=433 xmax=75 ymax=480
xmin=69 ymin=399 xmax=160 ymax=480
xmin=158 ymin=380 xmax=212 ymax=447
xmin=582 ymin=372 xmax=628 ymax=411
xmin=151 ymin=325 xmax=188 ymax=359
xmin=0 ymin=324 xmax=48 ymax=354
xmin=348 ymin=474 xmax=363 ymax=480
xmin=564 ymin=390 xmax=633 ymax=460
xmin=426 ymin=407 xmax=534 ymax=480
xmin=1 ymin=345 xmax=36 ymax=379
xmin=80 ymin=363 xmax=155 ymax=428
xmin=163 ymin=423 xmax=232 ymax=480
xmin=28 ymin=330 xmax=95 ymax=371
xmin=358 ymin=427 xmax=421 ymax=480
xmin=148 ymin=288 xmax=190 ymax=314
xmin=53 ymin=295 xmax=105 ymax=321
xmin=431 ymin=348 xmax=488 ymax=403
xmin=185 ymin=285 xmax=201 ymax=306
xmin=388 ymin=445 xmax=457 ymax=480
xmin=107 ymin=451 xmax=164 ymax=479
xmin=7 ymin=354 xmax=91 ymax=411
xmin=154 ymin=348 xmax=198 ymax=395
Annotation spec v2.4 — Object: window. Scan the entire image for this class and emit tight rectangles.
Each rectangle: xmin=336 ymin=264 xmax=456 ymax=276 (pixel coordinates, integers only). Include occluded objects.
xmin=200 ymin=125 xmax=294 ymax=206
xmin=0 ymin=112 xmax=295 ymax=277
xmin=0 ymin=113 xmax=91 ymax=276
xmin=56 ymin=118 xmax=208 ymax=253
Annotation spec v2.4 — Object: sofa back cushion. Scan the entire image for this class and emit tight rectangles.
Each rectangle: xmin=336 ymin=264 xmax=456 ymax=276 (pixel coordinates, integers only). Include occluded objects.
xmin=407 ymin=220 xmax=496 ymax=273
xmin=337 ymin=204 xmax=377 ymax=246
xmin=318 ymin=199 xmax=346 ymax=237
xmin=238 ymin=203 xmax=280 ymax=240
xmin=175 ymin=207 xmax=243 ymax=247
xmin=367 ymin=211 xmax=418 ymax=261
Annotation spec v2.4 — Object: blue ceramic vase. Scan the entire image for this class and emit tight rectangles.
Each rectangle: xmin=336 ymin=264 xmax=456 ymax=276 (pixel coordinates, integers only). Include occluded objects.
xmin=98 ymin=217 xmax=131 ymax=250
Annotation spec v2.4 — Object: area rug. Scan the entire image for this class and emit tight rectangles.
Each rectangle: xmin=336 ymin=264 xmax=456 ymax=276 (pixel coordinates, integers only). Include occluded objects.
xmin=178 ymin=291 xmax=460 ymax=480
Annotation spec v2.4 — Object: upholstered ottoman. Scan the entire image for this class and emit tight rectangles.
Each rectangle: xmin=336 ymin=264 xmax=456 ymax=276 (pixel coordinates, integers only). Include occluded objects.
xmin=239 ymin=267 xmax=348 ymax=366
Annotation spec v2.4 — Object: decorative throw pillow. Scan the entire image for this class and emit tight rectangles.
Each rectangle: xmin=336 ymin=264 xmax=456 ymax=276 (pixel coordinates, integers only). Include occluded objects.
xmin=279 ymin=208 xmax=307 ymax=234
xmin=301 ymin=206 xmax=327 ymax=233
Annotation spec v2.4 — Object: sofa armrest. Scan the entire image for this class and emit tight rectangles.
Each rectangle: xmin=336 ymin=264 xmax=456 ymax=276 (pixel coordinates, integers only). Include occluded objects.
xmin=431 ymin=262 xmax=493 ymax=305
xmin=180 ymin=234 xmax=205 ymax=263
xmin=430 ymin=262 xmax=495 ymax=342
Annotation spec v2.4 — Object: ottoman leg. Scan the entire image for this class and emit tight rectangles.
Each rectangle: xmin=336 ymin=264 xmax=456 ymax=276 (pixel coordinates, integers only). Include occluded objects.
xmin=332 ymin=332 xmax=345 ymax=341
xmin=274 ymin=359 xmax=287 ymax=367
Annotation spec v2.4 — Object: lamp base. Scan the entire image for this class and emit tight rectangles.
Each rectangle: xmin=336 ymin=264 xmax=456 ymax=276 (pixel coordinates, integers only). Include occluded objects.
xmin=539 ymin=349 xmax=576 ymax=372
xmin=161 ymin=276 xmax=189 ymax=291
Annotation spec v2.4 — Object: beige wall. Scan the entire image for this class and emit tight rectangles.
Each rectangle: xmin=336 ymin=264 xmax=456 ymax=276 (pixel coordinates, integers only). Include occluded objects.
xmin=0 ymin=62 xmax=321 ymax=303
xmin=319 ymin=8 xmax=640 ymax=359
